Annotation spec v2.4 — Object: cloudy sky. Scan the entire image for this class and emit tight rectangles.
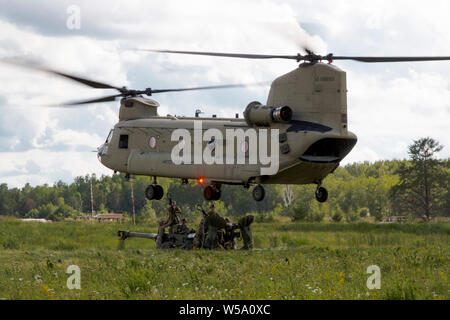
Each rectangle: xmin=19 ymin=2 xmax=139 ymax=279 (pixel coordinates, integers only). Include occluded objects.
xmin=0 ymin=0 xmax=449 ymax=188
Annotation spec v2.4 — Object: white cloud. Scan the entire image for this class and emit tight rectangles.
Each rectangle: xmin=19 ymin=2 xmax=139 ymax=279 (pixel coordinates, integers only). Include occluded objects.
xmin=0 ymin=150 xmax=110 ymax=187
xmin=0 ymin=0 xmax=449 ymax=187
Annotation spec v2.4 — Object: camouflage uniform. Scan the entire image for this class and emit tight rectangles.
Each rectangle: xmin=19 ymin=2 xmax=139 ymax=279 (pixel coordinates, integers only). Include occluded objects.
xmin=193 ymin=218 xmax=205 ymax=249
xmin=156 ymin=202 xmax=181 ymax=248
xmin=204 ymin=206 xmax=227 ymax=249
xmin=178 ymin=218 xmax=190 ymax=234
xmin=238 ymin=215 xmax=254 ymax=249
xmin=164 ymin=202 xmax=182 ymax=233
xmin=223 ymin=218 xmax=236 ymax=249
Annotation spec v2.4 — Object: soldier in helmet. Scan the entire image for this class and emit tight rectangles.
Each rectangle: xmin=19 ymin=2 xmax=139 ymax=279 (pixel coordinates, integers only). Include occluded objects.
xmin=193 ymin=203 xmax=220 ymax=249
xmin=156 ymin=199 xmax=182 ymax=248
xmin=204 ymin=203 xmax=227 ymax=249
xmin=223 ymin=217 xmax=235 ymax=249
xmin=193 ymin=204 xmax=208 ymax=249
xmin=207 ymin=202 xmax=220 ymax=218
xmin=165 ymin=200 xmax=182 ymax=233
xmin=179 ymin=218 xmax=190 ymax=234
xmin=193 ymin=218 xmax=205 ymax=249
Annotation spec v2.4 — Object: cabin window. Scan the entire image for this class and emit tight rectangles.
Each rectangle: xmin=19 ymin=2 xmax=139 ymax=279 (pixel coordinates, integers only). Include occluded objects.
xmin=207 ymin=138 xmax=216 ymax=151
xmin=149 ymin=136 xmax=156 ymax=149
xmin=178 ymin=137 xmax=185 ymax=150
xmin=119 ymin=134 xmax=128 ymax=149
xmin=240 ymin=141 xmax=249 ymax=153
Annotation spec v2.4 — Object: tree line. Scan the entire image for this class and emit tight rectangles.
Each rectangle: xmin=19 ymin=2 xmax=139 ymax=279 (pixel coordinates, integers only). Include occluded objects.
xmin=0 ymin=137 xmax=448 ymax=222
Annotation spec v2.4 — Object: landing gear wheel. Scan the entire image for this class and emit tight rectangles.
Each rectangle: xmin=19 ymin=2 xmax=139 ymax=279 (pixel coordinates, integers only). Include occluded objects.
xmin=204 ymin=186 xmax=215 ymax=201
xmin=145 ymin=185 xmax=156 ymax=200
xmin=315 ymin=186 xmax=328 ymax=203
xmin=252 ymin=185 xmax=265 ymax=202
xmin=145 ymin=185 xmax=164 ymax=200
xmin=213 ymin=189 xmax=221 ymax=200
xmin=154 ymin=185 xmax=164 ymax=200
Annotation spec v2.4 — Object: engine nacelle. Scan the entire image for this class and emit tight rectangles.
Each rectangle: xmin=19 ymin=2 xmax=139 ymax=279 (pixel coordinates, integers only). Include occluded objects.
xmin=243 ymin=101 xmax=292 ymax=127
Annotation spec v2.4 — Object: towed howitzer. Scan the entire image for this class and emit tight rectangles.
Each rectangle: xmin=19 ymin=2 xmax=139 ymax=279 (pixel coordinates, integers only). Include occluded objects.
xmin=117 ymin=214 xmax=254 ymax=250
xmin=118 ymin=227 xmax=196 ymax=249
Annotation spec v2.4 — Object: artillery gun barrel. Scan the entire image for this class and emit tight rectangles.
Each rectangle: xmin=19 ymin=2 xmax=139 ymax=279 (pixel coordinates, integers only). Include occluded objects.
xmin=118 ymin=230 xmax=157 ymax=240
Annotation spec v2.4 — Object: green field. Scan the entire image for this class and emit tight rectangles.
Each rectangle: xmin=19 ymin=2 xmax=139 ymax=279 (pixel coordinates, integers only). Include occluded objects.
xmin=0 ymin=217 xmax=448 ymax=300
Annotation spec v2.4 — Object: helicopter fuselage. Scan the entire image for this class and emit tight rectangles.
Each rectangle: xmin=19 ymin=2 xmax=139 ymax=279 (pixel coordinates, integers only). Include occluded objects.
xmin=97 ymin=63 xmax=357 ymax=191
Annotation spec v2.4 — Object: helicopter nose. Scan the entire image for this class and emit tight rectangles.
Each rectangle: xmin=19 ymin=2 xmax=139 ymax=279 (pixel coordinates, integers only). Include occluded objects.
xmin=96 ymin=143 xmax=108 ymax=161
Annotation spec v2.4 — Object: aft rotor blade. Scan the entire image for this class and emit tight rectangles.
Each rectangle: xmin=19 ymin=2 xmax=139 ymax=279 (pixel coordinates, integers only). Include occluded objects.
xmin=332 ymin=56 xmax=450 ymax=63
xmin=144 ymin=50 xmax=450 ymax=63
xmin=151 ymin=82 xmax=270 ymax=94
xmin=51 ymin=94 xmax=122 ymax=107
xmin=2 ymin=58 xmax=122 ymax=90
xmin=145 ymin=49 xmax=298 ymax=60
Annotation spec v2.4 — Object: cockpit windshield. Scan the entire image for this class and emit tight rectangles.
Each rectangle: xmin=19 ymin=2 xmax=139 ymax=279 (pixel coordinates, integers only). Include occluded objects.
xmin=106 ymin=129 xmax=113 ymax=143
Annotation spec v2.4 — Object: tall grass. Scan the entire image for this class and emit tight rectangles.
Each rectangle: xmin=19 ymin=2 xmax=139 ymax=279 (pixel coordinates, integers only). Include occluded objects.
xmin=0 ymin=217 xmax=448 ymax=300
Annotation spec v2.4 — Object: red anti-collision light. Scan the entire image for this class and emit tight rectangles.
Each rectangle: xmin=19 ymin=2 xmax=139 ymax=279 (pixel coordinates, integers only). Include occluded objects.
xmin=197 ymin=177 xmax=205 ymax=184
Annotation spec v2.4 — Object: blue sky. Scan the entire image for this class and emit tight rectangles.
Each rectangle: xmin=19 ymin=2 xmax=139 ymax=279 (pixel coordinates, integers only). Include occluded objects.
xmin=0 ymin=0 xmax=449 ymax=187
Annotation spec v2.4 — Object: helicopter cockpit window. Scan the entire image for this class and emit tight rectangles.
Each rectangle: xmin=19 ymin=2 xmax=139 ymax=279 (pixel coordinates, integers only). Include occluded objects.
xmin=119 ymin=134 xmax=128 ymax=149
xmin=105 ymin=129 xmax=113 ymax=144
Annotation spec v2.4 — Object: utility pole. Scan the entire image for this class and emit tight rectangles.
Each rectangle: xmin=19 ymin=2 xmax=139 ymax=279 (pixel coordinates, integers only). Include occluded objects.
xmin=90 ymin=176 xmax=94 ymax=219
xmin=130 ymin=181 xmax=136 ymax=225
xmin=77 ymin=193 xmax=83 ymax=213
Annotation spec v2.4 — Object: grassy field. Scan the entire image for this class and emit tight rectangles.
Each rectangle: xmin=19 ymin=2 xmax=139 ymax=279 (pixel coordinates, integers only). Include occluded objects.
xmin=0 ymin=217 xmax=448 ymax=300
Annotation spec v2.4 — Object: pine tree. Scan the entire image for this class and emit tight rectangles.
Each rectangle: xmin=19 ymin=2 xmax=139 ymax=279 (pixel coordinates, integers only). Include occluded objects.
xmin=391 ymin=137 xmax=445 ymax=220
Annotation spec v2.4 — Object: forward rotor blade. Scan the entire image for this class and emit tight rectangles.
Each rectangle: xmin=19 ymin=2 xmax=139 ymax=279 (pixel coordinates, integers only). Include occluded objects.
xmin=332 ymin=56 xmax=450 ymax=63
xmin=145 ymin=49 xmax=298 ymax=60
xmin=151 ymin=82 xmax=270 ymax=94
xmin=38 ymin=67 xmax=123 ymax=89
xmin=2 ymin=58 xmax=122 ymax=90
xmin=51 ymin=94 xmax=122 ymax=107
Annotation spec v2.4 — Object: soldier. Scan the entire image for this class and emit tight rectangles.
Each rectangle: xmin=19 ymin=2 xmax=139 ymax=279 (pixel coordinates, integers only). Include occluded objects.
xmin=223 ymin=217 xmax=235 ymax=249
xmin=204 ymin=203 xmax=226 ymax=249
xmin=193 ymin=217 xmax=205 ymax=249
xmin=238 ymin=215 xmax=254 ymax=250
xmin=207 ymin=203 xmax=220 ymax=218
xmin=179 ymin=218 xmax=190 ymax=234
xmin=166 ymin=200 xmax=182 ymax=233
xmin=156 ymin=200 xmax=182 ymax=248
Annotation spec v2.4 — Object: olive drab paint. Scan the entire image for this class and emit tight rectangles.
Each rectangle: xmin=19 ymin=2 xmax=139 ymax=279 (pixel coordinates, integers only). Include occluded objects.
xmin=97 ymin=63 xmax=357 ymax=188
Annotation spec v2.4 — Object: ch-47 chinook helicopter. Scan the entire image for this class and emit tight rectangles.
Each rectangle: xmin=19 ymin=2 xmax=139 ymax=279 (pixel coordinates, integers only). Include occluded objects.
xmin=5 ymin=50 xmax=450 ymax=203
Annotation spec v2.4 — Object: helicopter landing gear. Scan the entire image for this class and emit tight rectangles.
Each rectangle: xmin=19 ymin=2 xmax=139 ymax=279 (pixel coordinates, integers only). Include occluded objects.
xmin=204 ymin=184 xmax=221 ymax=201
xmin=252 ymin=184 xmax=265 ymax=202
xmin=145 ymin=185 xmax=164 ymax=200
xmin=315 ymin=185 xmax=328 ymax=203
xmin=145 ymin=177 xmax=164 ymax=200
